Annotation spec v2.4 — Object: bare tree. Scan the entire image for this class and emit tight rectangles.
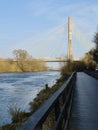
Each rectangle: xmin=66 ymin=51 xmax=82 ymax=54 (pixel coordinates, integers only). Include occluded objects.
xmin=13 ymin=49 xmax=31 ymax=71
xmin=13 ymin=49 xmax=47 ymax=72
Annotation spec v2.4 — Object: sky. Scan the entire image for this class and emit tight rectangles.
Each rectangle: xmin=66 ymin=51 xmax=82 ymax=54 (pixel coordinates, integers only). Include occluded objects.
xmin=0 ymin=0 xmax=98 ymax=59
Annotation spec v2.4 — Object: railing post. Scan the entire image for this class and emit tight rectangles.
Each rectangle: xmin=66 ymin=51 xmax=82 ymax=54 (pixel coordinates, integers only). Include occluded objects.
xmin=62 ymin=91 xmax=67 ymax=104
xmin=54 ymin=99 xmax=63 ymax=130
xmin=55 ymin=100 xmax=60 ymax=121
xmin=34 ymin=124 xmax=43 ymax=130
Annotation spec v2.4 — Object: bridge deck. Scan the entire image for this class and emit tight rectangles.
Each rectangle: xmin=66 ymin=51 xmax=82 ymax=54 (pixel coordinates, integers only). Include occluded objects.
xmin=70 ymin=72 xmax=98 ymax=130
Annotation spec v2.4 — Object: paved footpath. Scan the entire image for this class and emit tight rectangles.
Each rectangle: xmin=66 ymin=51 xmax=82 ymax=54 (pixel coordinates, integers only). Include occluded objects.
xmin=70 ymin=72 xmax=98 ymax=130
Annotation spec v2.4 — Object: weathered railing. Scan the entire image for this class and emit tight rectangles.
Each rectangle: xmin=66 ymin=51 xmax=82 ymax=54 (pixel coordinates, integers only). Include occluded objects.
xmin=19 ymin=72 xmax=76 ymax=130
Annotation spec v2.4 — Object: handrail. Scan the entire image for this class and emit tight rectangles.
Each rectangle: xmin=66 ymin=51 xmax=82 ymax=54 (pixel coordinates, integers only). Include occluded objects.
xmin=19 ymin=72 xmax=76 ymax=130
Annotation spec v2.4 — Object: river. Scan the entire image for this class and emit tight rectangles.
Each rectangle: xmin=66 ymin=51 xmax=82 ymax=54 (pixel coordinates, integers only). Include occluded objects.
xmin=0 ymin=70 xmax=60 ymax=126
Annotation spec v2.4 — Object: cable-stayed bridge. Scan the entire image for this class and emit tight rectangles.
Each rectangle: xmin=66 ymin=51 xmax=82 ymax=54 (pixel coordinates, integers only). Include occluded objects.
xmin=25 ymin=16 xmax=93 ymax=63
xmin=35 ymin=57 xmax=79 ymax=62
xmin=0 ymin=16 xmax=93 ymax=64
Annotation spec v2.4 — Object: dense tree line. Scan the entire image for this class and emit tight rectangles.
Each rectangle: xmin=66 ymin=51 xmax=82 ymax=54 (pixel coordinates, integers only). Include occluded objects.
xmin=75 ymin=27 xmax=98 ymax=71
xmin=86 ymin=28 xmax=98 ymax=63
xmin=92 ymin=28 xmax=98 ymax=63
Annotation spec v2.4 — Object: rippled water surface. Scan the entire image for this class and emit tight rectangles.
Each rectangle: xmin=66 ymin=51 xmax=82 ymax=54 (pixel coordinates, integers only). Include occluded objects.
xmin=0 ymin=71 xmax=60 ymax=126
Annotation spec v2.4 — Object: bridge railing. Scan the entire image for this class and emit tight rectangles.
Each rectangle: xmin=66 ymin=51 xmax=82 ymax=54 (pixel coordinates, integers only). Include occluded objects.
xmin=19 ymin=72 xmax=76 ymax=130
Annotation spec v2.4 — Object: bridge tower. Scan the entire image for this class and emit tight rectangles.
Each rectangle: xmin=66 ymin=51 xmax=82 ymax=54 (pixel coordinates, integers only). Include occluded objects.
xmin=68 ymin=16 xmax=73 ymax=61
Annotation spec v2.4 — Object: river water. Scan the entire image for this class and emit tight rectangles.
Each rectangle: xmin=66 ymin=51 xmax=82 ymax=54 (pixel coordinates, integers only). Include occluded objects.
xmin=0 ymin=71 xmax=60 ymax=126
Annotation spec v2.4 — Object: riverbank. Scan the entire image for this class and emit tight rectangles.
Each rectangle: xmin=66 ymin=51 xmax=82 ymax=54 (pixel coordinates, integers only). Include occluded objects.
xmin=0 ymin=70 xmax=71 ymax=130
xmin=0 ymin=71 xmax=60 ymax=126
xmin=0 ymin=59 xmax=47 ymax=73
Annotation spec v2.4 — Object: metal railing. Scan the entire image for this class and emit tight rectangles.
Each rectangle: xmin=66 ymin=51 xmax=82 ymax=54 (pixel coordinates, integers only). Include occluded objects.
xmin=19 ymin=72 xmax=76 ymax=130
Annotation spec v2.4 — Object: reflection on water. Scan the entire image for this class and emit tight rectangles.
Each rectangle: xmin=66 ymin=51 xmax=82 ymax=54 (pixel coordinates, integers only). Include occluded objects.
xmin=0 ymin=71 xmax=60 ymax=126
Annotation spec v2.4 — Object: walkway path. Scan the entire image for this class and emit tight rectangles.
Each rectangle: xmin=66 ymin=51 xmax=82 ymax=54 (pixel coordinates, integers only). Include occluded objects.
xmin=70 ymin=72 xmax=98 ymax=130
